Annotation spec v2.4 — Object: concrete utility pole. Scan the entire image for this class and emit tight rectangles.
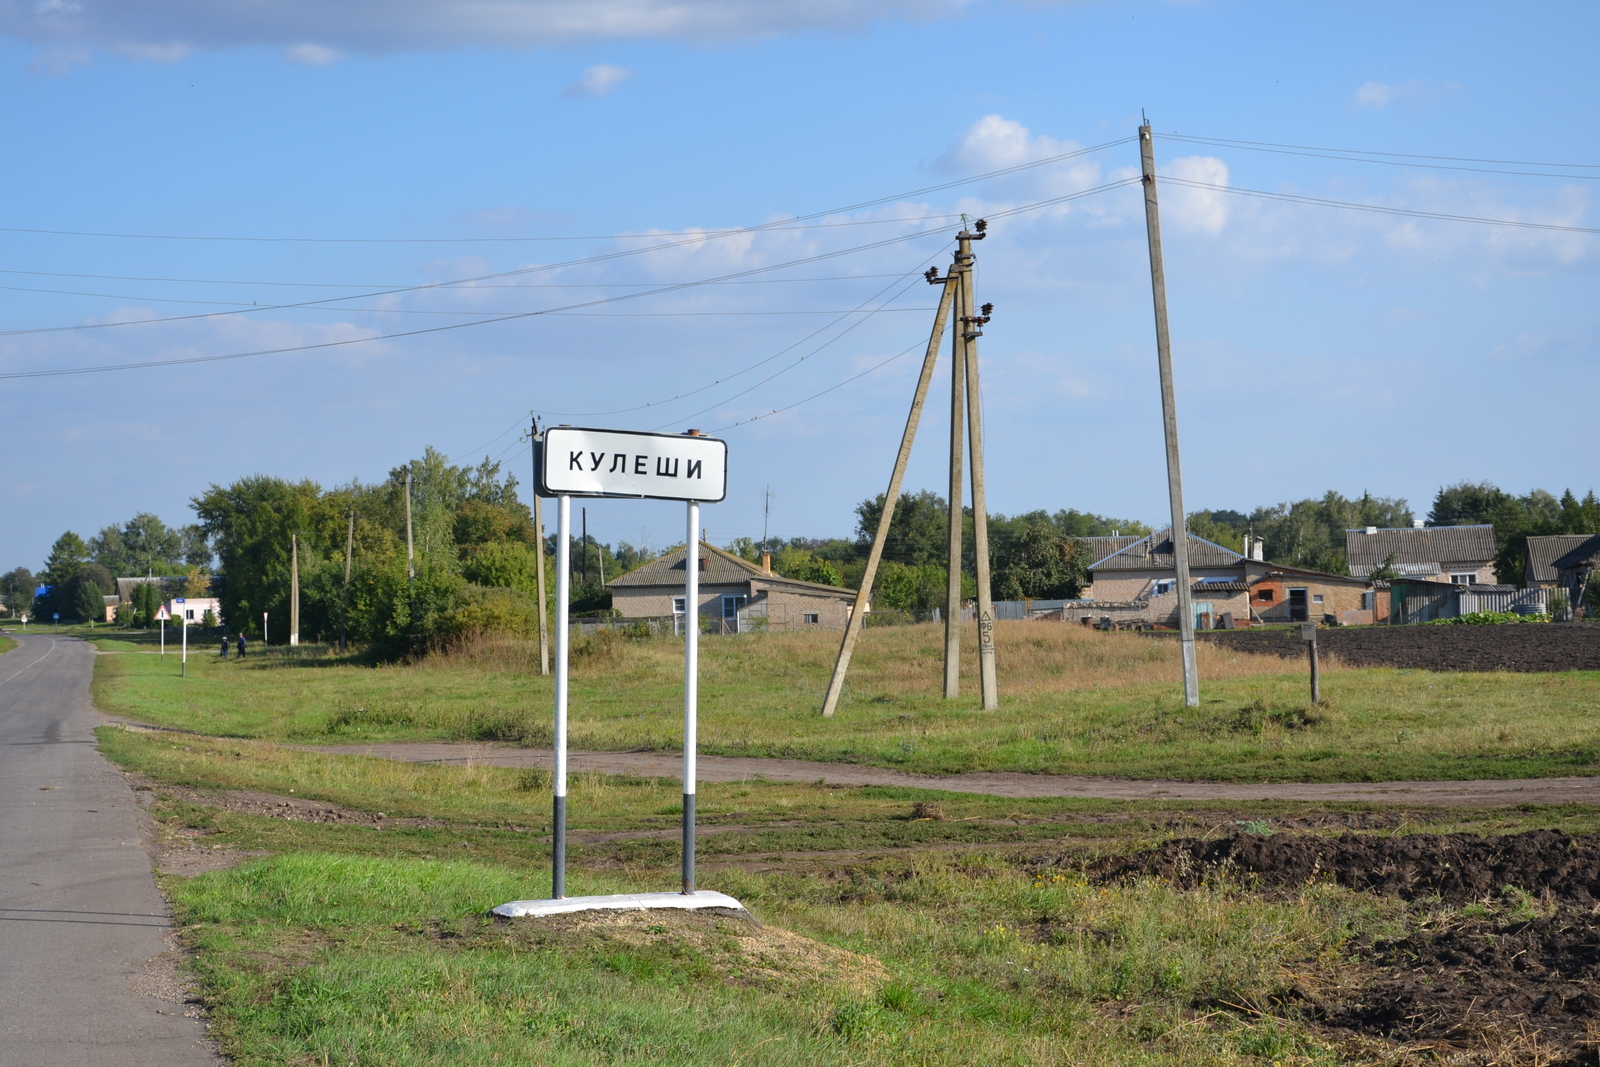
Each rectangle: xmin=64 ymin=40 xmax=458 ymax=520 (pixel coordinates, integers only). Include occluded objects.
xmin=532 ymin=419 xmax=550 ymax=676
xmin=341 ymin=508 xmax=354 ymax=652
xmin=958 ymin=224 xmax=999 ymax=710
xmin=404 ymin=469 xmax=416 ymax=585
xmin=943 ymin=252 xmax=967 ymax=700
xmin=1139 ymin=121 xmax=1200 ymax=707
xmin=289 ymin=533 xmax=300 ymax=647
xmin=821 ymin=269 xmax=957 ymax=718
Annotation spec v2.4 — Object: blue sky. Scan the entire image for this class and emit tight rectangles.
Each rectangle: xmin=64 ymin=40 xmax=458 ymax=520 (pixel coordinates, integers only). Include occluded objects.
xmin=2 ymin=0 xmax=1595 ymax=567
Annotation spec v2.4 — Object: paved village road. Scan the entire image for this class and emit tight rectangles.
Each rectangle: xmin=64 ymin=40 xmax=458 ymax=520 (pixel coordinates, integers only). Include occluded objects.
xmin=306 ymin=740 xmax=1600 ymax=807
xmin=0 ymin=635 xmax=216 ymax=1066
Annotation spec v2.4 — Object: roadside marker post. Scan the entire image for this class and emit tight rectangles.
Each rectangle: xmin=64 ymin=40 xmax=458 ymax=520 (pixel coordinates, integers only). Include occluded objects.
xmin=176 ymin=598 xmax=188 ymax=677
xmin=1301 ymin=621 xmax=1320 ymax=704
xmin=495 ymin=425 xmax=732 ymax=919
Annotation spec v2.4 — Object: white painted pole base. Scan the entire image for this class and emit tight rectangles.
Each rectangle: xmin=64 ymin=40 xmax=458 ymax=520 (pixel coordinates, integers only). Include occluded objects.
xmin=492 ymin=890 xmax=747 ymax=919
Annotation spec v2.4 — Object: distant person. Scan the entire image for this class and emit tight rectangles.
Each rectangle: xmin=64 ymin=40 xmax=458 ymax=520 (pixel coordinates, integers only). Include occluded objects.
xmin=236 ymin=633 xmax=246 ymax=659
xmin=219 ymin=635 xmax=229 ymax=659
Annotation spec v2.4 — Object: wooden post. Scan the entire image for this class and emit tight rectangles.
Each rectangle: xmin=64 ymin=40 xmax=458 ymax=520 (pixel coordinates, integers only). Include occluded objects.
xmin=1307 ymin=624 xmax=1321 ymax=704
xmin=959 ymin=226 xmax=999 ymax=710
xmin=1139 ymin=122 xmax=1200 ymax=708
xmin=943 ymin=257 xmax=967 ymax=701
xmin=820 ymin=271 xmax=957 ymax=717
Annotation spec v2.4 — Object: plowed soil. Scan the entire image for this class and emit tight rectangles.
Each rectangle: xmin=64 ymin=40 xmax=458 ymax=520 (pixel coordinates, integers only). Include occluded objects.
xmin=1092 ymin=829 xmax=1600 ymax=904
xmin=1204 ymin=623 xmax=1600 ymax=672
xmin=1094 ymin=831 xmax=1600 ymax=1062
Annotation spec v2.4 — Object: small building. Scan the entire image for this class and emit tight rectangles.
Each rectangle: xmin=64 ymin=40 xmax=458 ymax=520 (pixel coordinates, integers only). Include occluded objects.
xmin=1551 ymin=534 xmax=1600 ymax=612
xmin=1345 ymin=522 xmax=1498 ymax=584
xmin=1078 ymin=530 xmax=1251 ymax=629
xmin=1527 ymin=534 xmax=1596 ymax=591
xmin=607 ymin=542 xmax=857 ymax=633
xmin=1242 ymin=563 xmax=1384 ymax=625
xmin=166 ymin=598 xmax=223 ymax=626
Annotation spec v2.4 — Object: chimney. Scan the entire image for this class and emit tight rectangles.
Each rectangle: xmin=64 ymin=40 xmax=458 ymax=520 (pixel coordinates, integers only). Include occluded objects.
xmin=1412 ymin=519 xmax=1425 ymax=529
xmin=761 ymin=552 xmax=772 ymax=576
xmin=1365 ymin=526 xmax=1377 ymax=535
xmin=1250 ymin=537 xmax=1265 ymax=561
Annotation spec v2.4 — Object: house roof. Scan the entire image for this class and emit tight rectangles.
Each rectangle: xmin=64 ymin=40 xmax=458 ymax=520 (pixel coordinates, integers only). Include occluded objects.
xmin=115 ymin=576 xmax=170 ymax=604
xmin=1191 ymin=579 xmax=1250 ymax=592
xmin=1079 ymin=535 xmax=1141 ymax=566
xmin=1089 ymin=529 xmax=1244 ymax=572
xmin=1551 ymin=533 xmax=1600 ymax=572
xmin=1248 ymin=562 xmax=1372 ymax=586
xmin=607 ymin=542 xmax=855 ymax=597
xmin=1526 ymin=535 xmax=1596 ymax=583
xmin=1344 ymin=524 xmax=1496 ymax=576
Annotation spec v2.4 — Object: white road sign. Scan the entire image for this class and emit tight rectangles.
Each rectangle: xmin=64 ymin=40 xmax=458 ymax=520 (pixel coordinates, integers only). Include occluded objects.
xmin=154 ymin=605 xmax=170 ymax=621
xmin=537 ymin=427 xmax=727 ymax=502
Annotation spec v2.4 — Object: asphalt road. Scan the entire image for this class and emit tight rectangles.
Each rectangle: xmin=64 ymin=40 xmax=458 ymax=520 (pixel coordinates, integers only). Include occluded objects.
xmin=0 ymin=634 xmax=216 ymax=1065
xmin=308 ymin=741 xmax=1600 ymax=807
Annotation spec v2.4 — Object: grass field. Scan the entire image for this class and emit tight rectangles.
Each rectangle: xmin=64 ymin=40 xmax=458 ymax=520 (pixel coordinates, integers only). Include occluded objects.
xmin=0 ymin=634 xmax=16 ymax=656
xmin=91 ymin=622 xmax=1600 ymax=782
xmin=105 ymin=724 xmax=1600 ymax=1067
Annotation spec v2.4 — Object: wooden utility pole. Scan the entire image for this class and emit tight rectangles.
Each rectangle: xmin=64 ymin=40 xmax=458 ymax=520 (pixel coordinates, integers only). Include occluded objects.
xmin=958 ymin=224 xmax=998 ymax=710
xmin=341 ymin=508 xmax=354 ymax=652
xmin=1139 ymin=121 xmax=1200 ymax=708
xmin=821 ymin=269 xmax=957 ymax=717
xmin=943 ymin=254 xmax=966 ymax=700
xmin=532 ymin=418 xmax=550 ymax=676
xmin=404 ymin=469 xmax=416 ymax=585
xmin=289 ymin=533 xmax=300 ymax=647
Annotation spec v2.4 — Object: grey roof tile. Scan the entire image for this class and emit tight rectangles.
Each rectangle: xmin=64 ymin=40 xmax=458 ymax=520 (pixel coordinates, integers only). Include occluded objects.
xmin=1344 ymin=525 xmax=1496 ymax=575
xmin=1089 ymin=529 xmax=1244 ymax=572
xmin=1526 ymin=535 xmax=1595 ymax=583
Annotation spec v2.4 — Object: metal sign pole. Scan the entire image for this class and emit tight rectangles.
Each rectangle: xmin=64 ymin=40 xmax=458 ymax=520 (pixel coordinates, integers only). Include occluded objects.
xmin=181 ymin=616 xmax=187 ymax=678
xmin=160 ymin=619 xmax=165 ymax=656
xmin=683 ymin=500 xmax=700 ymax=895
xmin=552 ymin=493 xmax=572 ymax=899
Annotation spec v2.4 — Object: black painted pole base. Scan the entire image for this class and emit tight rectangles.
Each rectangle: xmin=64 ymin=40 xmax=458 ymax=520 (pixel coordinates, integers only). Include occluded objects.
xmin=681 ymin=793 xmax=696 ymax=895
xmin=552 ymin=795 xmax=567 ymax=899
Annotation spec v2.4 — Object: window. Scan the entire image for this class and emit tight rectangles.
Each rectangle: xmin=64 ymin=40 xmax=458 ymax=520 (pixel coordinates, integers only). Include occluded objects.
xmin=1450 ymin=573 xmax=1474 ymax=585
xmin=1256 ymin=588 xmax=1275 ymax=602
xmin=185 ymin=609 xmax=195 ymax=620
xmin=1312 ymin=594 xmax=1324 ymax=604
xmin=1152 ymin=579 xmax=1176 ymax=596
xmin=802 ymin=613 xmax=820 ymax=625
xmin=722 ymin=595 xmax=747 ymax=620
xmin=672 ymin=597 xmax=686 ymax=615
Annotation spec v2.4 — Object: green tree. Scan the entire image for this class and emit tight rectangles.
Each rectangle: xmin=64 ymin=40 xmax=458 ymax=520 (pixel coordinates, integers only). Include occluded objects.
xmin=1 ymin=568 xmax=35 ymax=617
xmin=89 ymin=513 xmax=187 ymax=575
xmin=855 ymin=490 xmax=949 ymax=567
xmin=41 ymin=531 xmax=88 ymax=586
xmin=73 ymin=579 xmax=104 ymax=624
xmin=994 ymin=523 xmax=1093 ymax=600
xmin=1250 ymin=491 xmax=1412 ymax=574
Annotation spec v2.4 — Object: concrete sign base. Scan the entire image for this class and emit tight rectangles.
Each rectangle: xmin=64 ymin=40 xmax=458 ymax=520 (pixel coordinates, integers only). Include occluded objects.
xmin=492 ymin=890 xmax=746 ymax=919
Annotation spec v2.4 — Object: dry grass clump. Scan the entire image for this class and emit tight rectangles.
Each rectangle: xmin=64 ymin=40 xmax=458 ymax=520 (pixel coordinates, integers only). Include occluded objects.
xmin=425 ymin=620 xmax=1301 ymax=698
xmin=496 ymin=908 xmax=888 ymax=997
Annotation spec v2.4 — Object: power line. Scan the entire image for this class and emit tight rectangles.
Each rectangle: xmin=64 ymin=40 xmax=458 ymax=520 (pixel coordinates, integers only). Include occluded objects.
xmin=1160 ymin=177 xmax=1600 ymax=234
xmin=1163 ymin=133 xmax=1600 ymax=175
xmin=713 ymin=337 xmax=931 ymax=433
xmin=0 ymin=266 xmax=917 ymax=289
xmin=0 ymin=136 xmax=1134 ymax=247
xmin=537 ymin=258 xmax=941 ymax=420
xmin=0 ymin=227 xmax=955 ymax=380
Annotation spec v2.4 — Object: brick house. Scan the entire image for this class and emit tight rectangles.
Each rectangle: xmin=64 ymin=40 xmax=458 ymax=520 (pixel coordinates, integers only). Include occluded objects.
xmin=1344 ymin=523 xmax=1498 ymax=584
xmin=1242 ymin=563 xmax=1385 ymax=626
xmin=607 ymin=542 xmax=857 ymax=633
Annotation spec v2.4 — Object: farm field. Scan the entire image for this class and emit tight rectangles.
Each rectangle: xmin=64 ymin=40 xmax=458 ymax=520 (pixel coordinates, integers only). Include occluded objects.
xmin=91 ymin=622 xmax=1600 ymax=783
xmin=104 ymin=725 xmax=1600 ymax=1067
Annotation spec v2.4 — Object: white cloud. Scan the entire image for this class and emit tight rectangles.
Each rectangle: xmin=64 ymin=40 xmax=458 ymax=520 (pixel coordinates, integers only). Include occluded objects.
xmin=25 ymin=42 xmax=86 ymax=74
xmin=1352 ymin=81 xmax=1398 ymax=109
xmin=0 ymin=0 xmax=972 ymax=57
xmin=285 ymin=42 xmax=338 ymax=65
xmin=1160 ymin=155 xmax=1230 ymax=234
xmin=563 ymin=63 xmax=631 ymax=97
xmin=112 ymin=40 xmax=189 ymax=61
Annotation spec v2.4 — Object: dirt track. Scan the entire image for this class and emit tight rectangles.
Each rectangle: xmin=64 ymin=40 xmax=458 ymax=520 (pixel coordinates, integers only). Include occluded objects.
xmin=1204 ymin=621 xmax=1600 ymax=672
xmin=304 ymin=741 xmax=1600 ymax=807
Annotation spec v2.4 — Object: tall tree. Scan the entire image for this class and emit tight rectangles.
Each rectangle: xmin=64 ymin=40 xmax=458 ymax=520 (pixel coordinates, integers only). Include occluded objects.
xmin=1 ymin=568 xmax=35 ymax=617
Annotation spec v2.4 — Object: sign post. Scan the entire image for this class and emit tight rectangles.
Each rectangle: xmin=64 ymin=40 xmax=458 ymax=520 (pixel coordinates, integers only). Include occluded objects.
xmin=176 ymin=598 xmax=188 ymax=678
xmin=155 ymin=604 xmax=171 ymax=655
xmin=1300 ymin=621 xmax=1320 ymax=704
xmin=494 ymin=426 xmax=735 ymax=919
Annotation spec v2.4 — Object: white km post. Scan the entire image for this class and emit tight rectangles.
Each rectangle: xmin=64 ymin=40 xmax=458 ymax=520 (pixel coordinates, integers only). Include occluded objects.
xmin=493 ymin=426 xmax=744 ymax=919
xmin=176 ymin=597 xmax=188 ymax=677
